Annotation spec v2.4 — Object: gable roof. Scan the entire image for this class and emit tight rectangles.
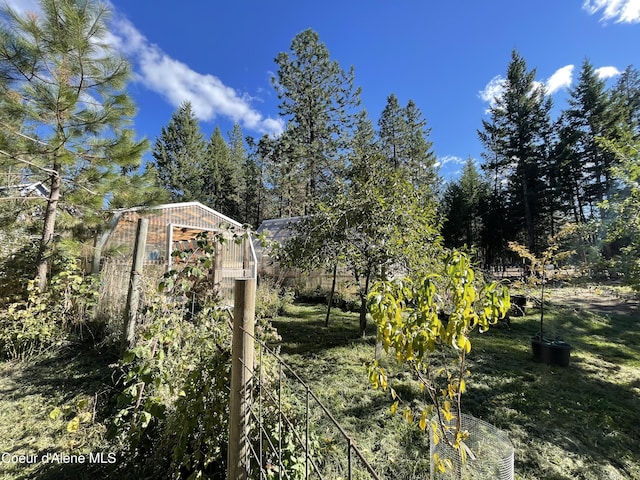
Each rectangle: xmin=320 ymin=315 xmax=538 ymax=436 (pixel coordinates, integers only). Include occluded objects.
xmin=0 ymin=181 xmax=50 ymax=198
xmin=117 ymin=201 xmax=243 ymax=228
xmin=256 ymin=216 xmax=304 ymax=244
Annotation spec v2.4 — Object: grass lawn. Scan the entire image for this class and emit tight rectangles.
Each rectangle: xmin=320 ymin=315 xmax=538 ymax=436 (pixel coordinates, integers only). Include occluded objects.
xmin=1 ymin=285 xmax=638 ymax=479
xmin=270 ymin=286 xmax=640 ymax=480
xmin=0 ymin=346 xmax=117 ymax=480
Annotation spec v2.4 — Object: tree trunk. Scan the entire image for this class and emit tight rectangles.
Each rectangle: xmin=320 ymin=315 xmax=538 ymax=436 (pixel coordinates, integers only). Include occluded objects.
xmin=520 ymin=167 xmax=536 ymax=253
xmin=358 ymin=270 xmax=371 ymax=338
xmin=35 ymin=164 xmax=61 ymax=291
xmin=325 ymin=261 xmax=338 ymax=327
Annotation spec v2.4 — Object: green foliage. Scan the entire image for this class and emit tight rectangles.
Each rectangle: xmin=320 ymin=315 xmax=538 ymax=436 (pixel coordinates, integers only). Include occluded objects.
xmin=0 ymin=281 xmax=62 ymax=360
xmin=599 ymin=131 xmax=640 ymax=289
xmin=108 ymin=228 xmax=294 ymax=479
xmin=152 ymin=101 xmax=207 ymax=202
xmin=509 ymin=224 xmax=578 ymax=339
xmin=48 ymin=397 xmax=103 ymax=450
xmin=441 ymin=158 xmax=490 ymax=250
xmin=255 ymin=278 xmax=293 ymax=343
xmin=203 ymin=126 xmax=241 ymax=217
xmin=0 ymin=0 xmax=154 ymax=289
xmin=0 ymin=259 xmax=99 ymax=360
xmin=108 ymin=233 xmax=233 ymax=478
xmin=478 ymin=49 xmax=553 ymax=254
xmin=378 ymin=95 xmax=439 ymax=197
xmin=270 ymin=28 xmax=361 ymax=214
xmin=367 ymin=251 xmax=510 ymax=475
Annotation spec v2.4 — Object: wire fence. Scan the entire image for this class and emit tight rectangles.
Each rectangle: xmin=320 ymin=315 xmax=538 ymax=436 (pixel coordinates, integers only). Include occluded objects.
xmin=238 ymin=326 xmax=382 ymax=480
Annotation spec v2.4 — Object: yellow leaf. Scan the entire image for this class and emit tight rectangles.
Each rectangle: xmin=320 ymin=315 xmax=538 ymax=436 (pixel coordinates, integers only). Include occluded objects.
xmin=419 ymin=410 xmax=428 ymax=432
xmin=49 ymin=407 xmax=61 ymax=420
xmin=403 ymin=407 xmax=414 ymax=424
xmin=66 ymin=417 xmax=80 ymax=433
xmin=390 ymin=401 xmax=399 ymax=415
xmin=78 ymin=412 xmax=92 ymax=423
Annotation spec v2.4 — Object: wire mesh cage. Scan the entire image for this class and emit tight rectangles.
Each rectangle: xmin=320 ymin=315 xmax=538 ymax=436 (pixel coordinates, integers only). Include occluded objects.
xmin=429 ymin=413 xmax=514 ymax=480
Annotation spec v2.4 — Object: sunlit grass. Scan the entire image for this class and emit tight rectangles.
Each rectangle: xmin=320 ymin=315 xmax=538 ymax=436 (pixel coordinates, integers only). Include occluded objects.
xmin=272 ymin=288 xmax=640 ymax=480
xmin=1 ymin=286 xmax=638 ymax=479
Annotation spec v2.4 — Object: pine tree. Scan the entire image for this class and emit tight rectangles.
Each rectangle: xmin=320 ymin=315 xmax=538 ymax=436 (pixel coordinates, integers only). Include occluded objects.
xmin=203 ymin=126 xmax=239 ymax=216
xmin=272 ymin=29 xmax=361 ymax=214
xmin=378 ymin=94 xmax=406 ymax=169
xmin=403 ymin=99 xmax=439 ymax=197
xmin=556 ymin=60 xmax=619 ymax=220
xmin=378 ymin=95 xmax=439 ymax=198
xmin=478 ymin=50 xmax=553 ymax=253
xmin=611 ymin=65 xmax=640 ymax=137
xmin=241 ymin=138 xmax=266 ymax=227
xmin=0 ymin=0 xmax=152 ymax=290
xmin=441 ymin=159 xmax=489 ymax=249
xmin=151 ymin=102 xmax=206 ymax=202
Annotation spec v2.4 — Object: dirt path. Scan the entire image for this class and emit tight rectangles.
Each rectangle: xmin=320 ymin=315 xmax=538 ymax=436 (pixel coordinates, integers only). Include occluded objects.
xmin=548 ymin=286 xmax=640 ymax=317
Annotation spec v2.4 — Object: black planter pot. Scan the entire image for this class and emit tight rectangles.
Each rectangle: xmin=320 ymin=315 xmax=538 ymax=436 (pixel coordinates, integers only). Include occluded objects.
xmin=531 ymin=337 xmax=572 ymax=366
xmin=549 ymin=341 xmax=572 ymax=367
xmin=531 ymin=337 xmax=551 ymax=363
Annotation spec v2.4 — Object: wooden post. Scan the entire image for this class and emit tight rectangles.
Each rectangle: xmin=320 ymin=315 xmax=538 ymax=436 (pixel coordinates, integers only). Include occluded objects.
xmin=228 ymin=278 xmax=256 ymax=480
xmin=213 ymin=244 xmax=223 ymax=287
xmin=120 ymin=218 xmax=149 ymax=355
xmin=91 ymin=234 xmax=102 ymax=274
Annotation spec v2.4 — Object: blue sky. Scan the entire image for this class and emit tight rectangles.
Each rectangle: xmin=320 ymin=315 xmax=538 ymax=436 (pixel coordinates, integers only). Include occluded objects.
xmin=6 ymin=0 xmax=640 ymax=179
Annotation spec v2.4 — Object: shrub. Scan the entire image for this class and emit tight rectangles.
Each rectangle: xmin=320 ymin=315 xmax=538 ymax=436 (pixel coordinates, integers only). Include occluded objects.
xmin=0 ymin=280 xmax=62 ymax=360
xmin=0 ymin=261 xmax=99 ymax=360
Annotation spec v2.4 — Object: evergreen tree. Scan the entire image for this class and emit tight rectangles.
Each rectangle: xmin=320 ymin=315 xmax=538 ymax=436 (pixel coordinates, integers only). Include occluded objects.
xmin=0 ymin=0 xmax=153 ymax=290
xmin=404 ymin=99 xmax=439 ymax=196
xmin=241 ymin=138 xmax=266 ymax=227
xmin=203 ymin=126 xmax=239 ymax=216
xmin=478 ymin=50 xmax=553 ymax=253
xmin=258 ymin=133 xmax=303 ymax=218
xmin=378 ymin=94 xmax=406 ymax=169
xmin=555 ymin=60 xmax=620 ymax=224
xmin=611 ymin=65 xmax=640 ymax=137
xmin=272 ymin=29 xmax=361 ymax=214
xmin=151 ymin=102 xmax=206 ymax=202
xmin=441 ymin=159 xmax=489 ymax=250
xmin=227 ymin=123 xmax=246 ymax=220
xmin=378 ymin=95 xmax=439 ymax=198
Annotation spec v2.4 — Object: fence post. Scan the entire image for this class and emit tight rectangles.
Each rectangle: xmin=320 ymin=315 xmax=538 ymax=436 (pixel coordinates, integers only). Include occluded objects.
xmin=120 ymin=218 xmax=149 ymax=355
xmin=228 ymin=278 xmax=256 ymax=480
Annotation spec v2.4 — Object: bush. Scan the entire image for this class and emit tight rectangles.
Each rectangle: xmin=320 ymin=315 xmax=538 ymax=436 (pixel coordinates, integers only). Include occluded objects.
xmin=0 ymin=281 xmax=63 ymax=360
xmin=0 ymin=262 xmax=99 ymax=360
xmin=108 ymin=300 xmax=232 ymax=479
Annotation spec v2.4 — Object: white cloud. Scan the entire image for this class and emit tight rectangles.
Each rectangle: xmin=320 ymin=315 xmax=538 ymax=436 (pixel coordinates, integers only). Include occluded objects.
xmin=1 ymin=0 xmax=40 ymax=15
xmin=108 ymin=11 xmax=283 ymax=136
xmin=2 ymin=0 xmax=283 ymax=136
xmin=595 ymin=65 xmax=622 ymax=79
xmin=583 ymin=0 xmax=640 ymax=23
xmin=546 ymin=65 xmax=574 ymax=94
xmin=478 ymin=75 xmax=506 ymax=112
xmin=436 ymin=155 xmax=466 ymax=169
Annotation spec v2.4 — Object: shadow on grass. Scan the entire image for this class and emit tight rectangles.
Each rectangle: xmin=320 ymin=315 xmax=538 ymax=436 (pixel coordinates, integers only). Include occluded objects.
xmin=4 ymin=344 xmax=116 ymax=404
xmin=461 ymin=307 xmax=640 ymax=479
xmin=271 ymin=302 xmax=377 ymax=356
